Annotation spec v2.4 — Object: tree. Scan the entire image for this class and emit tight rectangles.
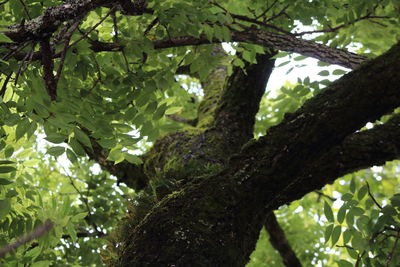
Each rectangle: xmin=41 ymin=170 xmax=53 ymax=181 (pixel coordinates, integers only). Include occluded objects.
xmin=0 ymin=0 xmax=399 ymax=266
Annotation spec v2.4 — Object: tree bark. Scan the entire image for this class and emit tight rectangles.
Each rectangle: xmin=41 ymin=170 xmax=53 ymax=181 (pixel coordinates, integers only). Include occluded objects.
xmin=115 ymin=40 xmax=400 ymax=266
xmin=264 ymin=212 xmax=302 ymax=267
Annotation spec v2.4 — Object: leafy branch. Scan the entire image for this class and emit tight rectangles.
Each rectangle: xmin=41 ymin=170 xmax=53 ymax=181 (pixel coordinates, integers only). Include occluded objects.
xmin=0 ymin=220 xmax=53 ymax=258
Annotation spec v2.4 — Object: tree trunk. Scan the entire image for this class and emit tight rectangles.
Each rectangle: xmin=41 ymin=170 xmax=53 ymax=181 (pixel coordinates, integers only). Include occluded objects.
xmin=112 ymin=41 xmax=400 ymax=266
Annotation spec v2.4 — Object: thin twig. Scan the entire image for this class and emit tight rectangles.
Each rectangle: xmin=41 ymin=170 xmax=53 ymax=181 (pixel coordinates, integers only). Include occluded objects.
xmin=366 ymin=182 xmax=382 ymax=209
xmin=0 ymin=220 xmax=53 ymax=258
xmin=256 ymin=0 xmax=279 ymax=19
xmin=144 ymin=17 xmax=159 ymax=36
xmin=61 ymin=166 xmax=103 ymax=235
xmin=18 ymin=0 xmax=32 ymax=20
xmin=295 ymin=15 xmax=390 ymax=36
xmin=385 ymin=231 xmax=400 ymax=267
xmin=2 ymin=41 xmax=30 ymax=61
xmin=336 ymin=245 xmax=356 ymax=250
xmin=55 ymin=21 xmax=80 ymax=84
xmin=13 ymin=47 xmax=31 ymax=85
xmin=266 ymin=4 xmax=290 ymax=22
xmin=20 ymin=42 xmax=37 ymax=73
xmin=112 ymin=11 xmax=130 ymax=72
xmin=314 ymin=190 xmax=336 ymax=202
xmin=0 ymin=72 xmax=12 ymax=97
xmin=68 ymin=7 xmax=116 ymax=49
xmin=232 ymin=14 xmax=293 ymax=35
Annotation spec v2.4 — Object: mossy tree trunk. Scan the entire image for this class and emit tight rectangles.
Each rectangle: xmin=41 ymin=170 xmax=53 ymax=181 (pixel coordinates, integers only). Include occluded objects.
xmin=92 ymin=41 xmax=400 ymax=266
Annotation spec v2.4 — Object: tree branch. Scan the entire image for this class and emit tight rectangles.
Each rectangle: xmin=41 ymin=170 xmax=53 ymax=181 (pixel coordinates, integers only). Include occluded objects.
xmin=0 ymin=220 xmax=53 ymax=258
xmin=39 ymin=38 xmax=57 ymax=101
xmin=212 ymin=51 xmax=275 ymax=143
xmin=264 ymin=212 xmax=302 ymax=267
xmin=4 ymin=27 xmax=367 ymax=71
xmin=118 ymin=40 xmax=400 ymax=266
xmin=3 ymin=0 xmax=149 ymax=42
xmin=151 ymin=27 xmax=368 ymax=69
xmin=284 ymin=114 xmax=400 ymax=207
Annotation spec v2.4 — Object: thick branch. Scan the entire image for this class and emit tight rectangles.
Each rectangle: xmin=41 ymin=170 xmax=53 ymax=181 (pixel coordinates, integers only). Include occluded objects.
xmin=236 ymin=40 xmax=400 ymax=209
xmin=265 ymin=212 xmax=302 ymax=267
xmin=196 ymin=44 xmax=229 ymax=128
xmin=118 ymin=40 xmax=400 ymax=266
xmin=213 ymin=51 xmax=275 ymax=142
xmin=3 ymin=0 xmax=149 ymax=42
xmin=39 ymin=38 xmax=57 ymax=100
xmin=4 ymin=27 xmax=366 ymax=71
xmin=297 ymin=114 xmax=400 ymax=198
xmin=152 ymin=27 xmax=367 ymax=69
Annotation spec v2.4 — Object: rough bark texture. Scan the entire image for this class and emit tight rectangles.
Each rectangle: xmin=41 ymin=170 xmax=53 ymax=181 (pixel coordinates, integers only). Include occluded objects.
xmin=115 ymin=41 xmax=400 ymax=266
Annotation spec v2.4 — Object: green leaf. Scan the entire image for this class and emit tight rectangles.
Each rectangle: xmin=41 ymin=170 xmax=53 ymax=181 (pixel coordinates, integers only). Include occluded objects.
xmin=107 ymin=147 xmax=124 ymax=163
xmin=390 ymin=194 xmax=400 ymax=208
xmin=332 ymin=69 xmax=347 ymax=75
xmin=4 ymin=146 xmax=14 ymax=158
xmin=325 ymin=224 xmax=334 ymax=243
xmin=66 ymin=223 xmax=77 ymax=243
xmin=0 ymin=33 xmax=12 ymax=42
xmin=0 ymin=166 xmax=16 ymax=173
xmin=337 ymin=205 xmax=347 ymax=224
xmin=346 ymin=247 xmax=358 ymax=259
xmin=352 ymin=207 xmax=365 ymax=216
xmin=331 ymin=225 xmax=341 ymax=246
xmin=317 ymin=61 xmax=331 ymax=67
xmin=350 ymin=177 xmax=356 ymax=193
xmin=324 ymin=201 xmax=335 ymax=222
xmin=0 ymin=160 xmax=14 ymax=165
xmin=337 ymin=259 xmax=353 ymax=267
xmin=318 ymin=70 xmax=330 ymax=76
xmin=165 ymin=106 xmax=183 ymax=115
xmin=124 ymin=153 xmax=143 ymax=165
xmin=277 ymin=61 xmax=290 ymax=67
xmin=15 ymin=119 xmax=30 ymax=141
xmin=24 ymin=246 xmax=42 ymax=259
xmin=381 ymin=205 xmax=397 ymax=216
xmin=66 ymin=149 xmax=78 ymax=163
xmin=0 ymin=178 xmax=13 ymax=185
xmin=45 ymin=133 xmax=67 ymax=144
xmin=0 ymin=199 xmax=11 ymax=219
xmin=71 ymin=212 xmax=88 ymax=222
xmin=47 ymin=146 xmax=65 ymax=157
xmin=351 ymin=233 xmax=366 ymax=250
xmin=294 ymin=55 xmax=307 ymax=61
xmin=74 ymin=128 xmax=92 ymax=149
xmin=343 ymin=229 xmax=352 ymax=244
xmin=69 ymin=137 xmax=86 ymax=156
xmin=357 ymin=184 xmax=368 ymax=200
xmin=346 ymin=212 xmax=354 ymax=226
xmin=342 ymin=193 xmax=353 ymax=201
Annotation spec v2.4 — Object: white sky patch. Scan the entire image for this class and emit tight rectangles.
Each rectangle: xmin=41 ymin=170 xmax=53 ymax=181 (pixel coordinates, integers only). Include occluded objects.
xmin=266 ymin=54 xmax=349 ymax=97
